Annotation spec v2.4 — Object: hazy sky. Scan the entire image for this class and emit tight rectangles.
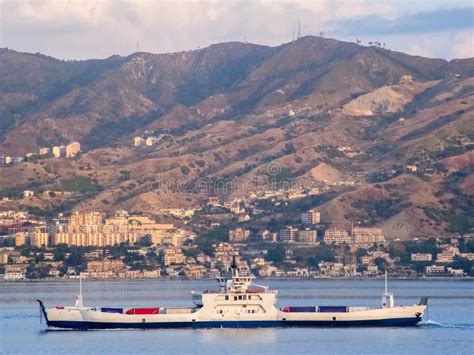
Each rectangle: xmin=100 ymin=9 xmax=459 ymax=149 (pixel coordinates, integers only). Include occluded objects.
xmin=0 ymin=0 xmax=473 ymax=60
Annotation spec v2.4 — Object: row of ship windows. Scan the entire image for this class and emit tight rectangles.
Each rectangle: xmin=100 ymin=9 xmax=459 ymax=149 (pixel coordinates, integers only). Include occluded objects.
xmin=217 ymin=309 xmax=258 ymax=314
xmin=224 ymin=295 xmax=253 ymax=301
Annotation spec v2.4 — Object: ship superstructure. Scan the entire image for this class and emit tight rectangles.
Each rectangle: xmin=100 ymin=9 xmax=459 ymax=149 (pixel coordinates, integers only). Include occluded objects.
xmin=38 ymin=259 xmax=427 ymax=329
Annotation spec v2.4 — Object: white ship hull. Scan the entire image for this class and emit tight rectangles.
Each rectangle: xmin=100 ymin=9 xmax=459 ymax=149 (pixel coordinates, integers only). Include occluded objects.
xmin=38 ymin=261 xmax=427 ymax=330
xmin=38 ymin=301 xmax=426 ymax=329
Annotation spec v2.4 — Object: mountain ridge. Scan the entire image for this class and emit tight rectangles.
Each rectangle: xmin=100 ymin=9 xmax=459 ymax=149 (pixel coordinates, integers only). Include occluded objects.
xmin=0 ymin=36 xmax=472 ymax=239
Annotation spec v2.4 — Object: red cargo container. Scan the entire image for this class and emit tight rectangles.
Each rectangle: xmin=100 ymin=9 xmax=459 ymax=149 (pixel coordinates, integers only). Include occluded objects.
xmin=126 ymin=308 xmax=160 ymax=315
xmin=281 ymin=306 xmax=316 ymax=313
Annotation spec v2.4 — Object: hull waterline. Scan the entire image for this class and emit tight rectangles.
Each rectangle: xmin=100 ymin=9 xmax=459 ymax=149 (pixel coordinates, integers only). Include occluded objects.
xmin=45 ymin=317 xmax=422 ymax=330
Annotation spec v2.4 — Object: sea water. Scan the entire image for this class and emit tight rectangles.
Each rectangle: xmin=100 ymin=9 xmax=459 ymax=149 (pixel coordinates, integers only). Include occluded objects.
xmin=1 ymin=279 xmax=473 ymax=354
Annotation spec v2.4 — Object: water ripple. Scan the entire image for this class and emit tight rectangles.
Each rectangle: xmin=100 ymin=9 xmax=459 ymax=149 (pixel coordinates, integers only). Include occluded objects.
xmin=419 ymin=320 xmax=474 ymax=329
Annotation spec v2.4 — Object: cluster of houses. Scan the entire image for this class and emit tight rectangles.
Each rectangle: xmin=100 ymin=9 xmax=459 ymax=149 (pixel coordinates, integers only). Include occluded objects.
xmin=1 ymin=235 xmax=472 ymax=281
xmin=225 ymin=209 xmax=386 ymax=247
xmin=0 ymin=141 xmax=81 ymax=167
xmin=159 ymin=208 xmax=200 ymax=219
xmin=223 ymin=210 xmax=322 ymax=245
xmin=133 ymin=133 xmax=174 ymax=148
xmin=411 ymin=243 xmax=474 ymax=276
xmin=0 ymin=206 xmax=472 ymax=281
xmin=0 ymin=210 xmax=194 ymax=250
xmin=208 ymin=190 xmax=324 ymax=210
xmin=133 ymin=136 xmax=157 ymax=147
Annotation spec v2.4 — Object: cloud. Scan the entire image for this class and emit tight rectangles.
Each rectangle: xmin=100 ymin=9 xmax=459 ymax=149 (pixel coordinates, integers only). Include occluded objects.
xmin=0 ymin=0 xmax=472 ymax=59
xmin=452 ymin=31 xmax=474 ymax=58
xmin=335 ymin=7 xmax=473 ymax=36
xmin=15 ymin=0 xmax=108 ymax=26
xmin=340 ymin=29 xmax=473 ymax=60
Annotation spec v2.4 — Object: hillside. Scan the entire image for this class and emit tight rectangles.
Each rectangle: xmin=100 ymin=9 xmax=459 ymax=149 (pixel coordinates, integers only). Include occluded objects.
xmin=0 ymin=36 xmax=472 ymax=238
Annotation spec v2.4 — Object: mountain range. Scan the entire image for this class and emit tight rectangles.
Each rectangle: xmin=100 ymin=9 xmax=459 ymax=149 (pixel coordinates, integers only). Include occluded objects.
xmin=0 ymin=36 xmax=473 ymax=239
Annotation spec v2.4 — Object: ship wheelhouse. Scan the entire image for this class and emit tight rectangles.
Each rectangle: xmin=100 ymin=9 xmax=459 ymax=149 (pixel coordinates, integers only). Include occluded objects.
xmin=189 ymin=257 xmax=279 ymax=319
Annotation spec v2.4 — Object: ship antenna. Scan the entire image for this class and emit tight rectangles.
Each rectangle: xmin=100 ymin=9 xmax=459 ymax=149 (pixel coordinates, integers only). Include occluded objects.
xmin=384 ymin=270 xmax=388 ymax=295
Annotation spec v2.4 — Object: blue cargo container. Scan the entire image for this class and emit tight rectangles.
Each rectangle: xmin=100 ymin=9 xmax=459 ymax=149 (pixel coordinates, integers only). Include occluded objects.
xmin=101 ymin=308 xmax=123 ymax=314
xmin=318 ymin=306 xmax=348 ymax=313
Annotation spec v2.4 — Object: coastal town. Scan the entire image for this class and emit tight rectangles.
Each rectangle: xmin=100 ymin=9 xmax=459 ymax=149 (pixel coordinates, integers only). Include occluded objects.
xmin=1 ymin=206 xmax=472 ymax=281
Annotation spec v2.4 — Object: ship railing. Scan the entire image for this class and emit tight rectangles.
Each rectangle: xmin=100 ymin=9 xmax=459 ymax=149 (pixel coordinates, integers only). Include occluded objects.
xmin=238 ymin=270 xmax=251 ymax=277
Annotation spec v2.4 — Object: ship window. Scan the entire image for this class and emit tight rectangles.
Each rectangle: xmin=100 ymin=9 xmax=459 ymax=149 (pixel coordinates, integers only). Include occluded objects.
xmin=225 ymin=295 xmax=229 ymax=300
xmin=234 ymin=296 xmax=237 ymax=301
xmin=238 ymin=295 xmax=243 ymax=300
xmin=243 ymin=295 xmax=247 ymax=300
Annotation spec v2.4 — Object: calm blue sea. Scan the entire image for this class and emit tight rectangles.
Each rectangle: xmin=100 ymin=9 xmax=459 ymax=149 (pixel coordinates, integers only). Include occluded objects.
xmin=1 ymin=279 xmax=473 ymax=354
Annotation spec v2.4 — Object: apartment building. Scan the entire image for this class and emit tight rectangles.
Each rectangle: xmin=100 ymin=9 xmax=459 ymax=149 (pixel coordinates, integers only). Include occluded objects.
xmin=53 ymin=232 xmax=139 ymax=247
xmin=4 ymin=264 xmax=28 ymax=280
xmin=213 ymin=243 xmax=238 ymax=268
xmin=185 ymin=265 xmax=206 ymax=278
xmin=30 ymin=229 xmax=49 ymax=247
xmin=163 ymin=248 xmax=186 ymax=266
xmin=297 ymin=228 xmax=317 ymax=244
xmin=301 ymin=209 xmax=321 ymax=225
xmin=133 ymin=137 xmax=145 ymax=147
xmin=52 ymin=145 xmax=66 ymax=158
xmin=425 ymin=265 xmax=446 ymax=274
xmin=279 ymin=226 xmax=298 ymax=243
xmin=351 ymin=227 xmax=385 ymax=244
xmin=15 ymin=232 xmax=28 ymax=247
xmin=52 ymin=212 xmax=175 ymax=247
xmin=229 ymin=228 xmax=250 ymax=243
xmin=436 ymin=246 xmax=459 ymax=263
xmin=66 ymin=142 xmax=81 ymax=158
xmin=259 ymin=230 xmax=278 ymax=243
xmin=324 ymin=228 xmax=352 ymax=244
xmin=411 ymin=253 xmax=432 ymax=262
xmin=87 ymin=259 xmax=125 ymax=273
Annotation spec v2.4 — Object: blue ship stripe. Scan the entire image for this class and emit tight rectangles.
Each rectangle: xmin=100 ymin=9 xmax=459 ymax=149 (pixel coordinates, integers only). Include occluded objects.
xmin=47 ymin=317 xmax=422 ymax=330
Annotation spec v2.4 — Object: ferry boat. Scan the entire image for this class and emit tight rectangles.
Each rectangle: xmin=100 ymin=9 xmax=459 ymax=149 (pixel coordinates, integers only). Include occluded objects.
xmin=37 ymin=259 xmax=428 ymax=329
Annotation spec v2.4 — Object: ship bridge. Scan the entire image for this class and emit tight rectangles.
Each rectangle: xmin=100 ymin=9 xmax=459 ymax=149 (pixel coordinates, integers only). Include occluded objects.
xmin=192 ymin=257 xmax=274 ymax=307
xmin=217 ymin=257 xmax=269 ymax=294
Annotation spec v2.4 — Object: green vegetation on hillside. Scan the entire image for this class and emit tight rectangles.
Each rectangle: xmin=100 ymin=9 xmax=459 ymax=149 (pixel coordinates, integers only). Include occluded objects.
xmin=389 ymin=238 xmax=440 ymax=262
xmin=59 ymin=176 xmax=101 ymax=193
xmin=195 ymin=226 xmax=230 ymax=256
xmin=354 ymin=197 xmax=411 ymax=225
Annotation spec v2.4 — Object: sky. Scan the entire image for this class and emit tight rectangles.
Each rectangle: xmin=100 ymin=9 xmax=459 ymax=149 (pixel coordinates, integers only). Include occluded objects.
xmin=0 ymin=0 xmax=473 ymax=60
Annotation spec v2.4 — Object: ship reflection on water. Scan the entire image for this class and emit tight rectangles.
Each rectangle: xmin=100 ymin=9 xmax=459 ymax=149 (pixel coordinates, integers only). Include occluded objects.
xmin=197 ymin=327 xmax=278 ymax=344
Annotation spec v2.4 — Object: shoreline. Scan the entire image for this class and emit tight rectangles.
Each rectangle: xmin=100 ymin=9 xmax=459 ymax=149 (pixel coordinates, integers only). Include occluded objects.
xmin=1 ymin=276 xmax=472 ymax=283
